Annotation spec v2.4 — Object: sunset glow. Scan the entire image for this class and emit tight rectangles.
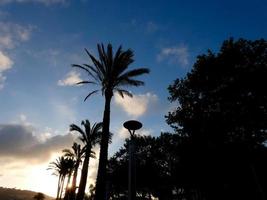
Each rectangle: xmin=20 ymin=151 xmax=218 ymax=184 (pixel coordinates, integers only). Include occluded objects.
xmin=0 ymin=0 xmax=266 ymax=198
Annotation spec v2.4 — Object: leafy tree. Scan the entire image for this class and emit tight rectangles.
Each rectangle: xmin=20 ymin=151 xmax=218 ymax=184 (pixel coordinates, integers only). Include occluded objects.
xmin=33 ymin=192 xmax=45 ymax=200
xmin=108 ymin=134 xmax=180 ymax=200
xmin=70 ymin=120 xmax=102 ymax=200
xmin=166 ymin=38 xmax=267 ymax=200
xmin=63 ymin=142 xmax=84 ymax=200
xmin=167 ymin=38 xmax=267 ymax=146
xmin=73 ymin=43 xmax=149 ymax=200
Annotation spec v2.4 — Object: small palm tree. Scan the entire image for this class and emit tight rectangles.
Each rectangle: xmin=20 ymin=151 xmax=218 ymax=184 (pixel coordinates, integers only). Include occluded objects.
xmin=63 ymin=158 xmax=75 ymax=200
xmin=73 ymin=43 xmax=150 ymax=200
xmin=63 ymin=142 xmax=85 ymax=200
xmin=33 ymin=192 xmax=45 ymax=200
xmin=48 ymin=156 xmax=71 ymax=200
xmin=70 ymin=120 xmax=102 ymax=200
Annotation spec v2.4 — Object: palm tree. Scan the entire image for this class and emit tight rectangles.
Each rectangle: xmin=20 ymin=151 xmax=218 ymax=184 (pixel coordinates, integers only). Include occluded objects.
xmin=63 ymin=142 xmax=85 ymax=200
xmin=48 ymin=156 xmax=71 ymax=200
xmin=70 ymin=120 xmax=102 ymax=200
xmin=73 ymin=43 xmax=150 ymax=200
xmin=63 ymin=158 xmax=75 ymax=200
xmin=33 ymin=192 xmax=45 ymax=200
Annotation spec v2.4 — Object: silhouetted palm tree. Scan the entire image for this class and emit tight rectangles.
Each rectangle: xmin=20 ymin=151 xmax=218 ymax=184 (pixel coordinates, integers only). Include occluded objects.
xmin=63 ymin=142 xmax=85 ymax=200
xmin=48 ymin=156 xmax=71 ymax=200
xmin=63 ymin=158 xmax=75 ymax=200
xmin=73 ymin=43 xmax=150 ymax=200
xmin=70 ymin=120 xmax=102 ymax=200
xmin=33 ymin=192 xmax=45 ymax=200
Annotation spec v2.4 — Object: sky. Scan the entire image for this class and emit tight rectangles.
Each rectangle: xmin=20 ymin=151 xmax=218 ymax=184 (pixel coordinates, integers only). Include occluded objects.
xmin=0 ymin=0 xmax=266 ymax=197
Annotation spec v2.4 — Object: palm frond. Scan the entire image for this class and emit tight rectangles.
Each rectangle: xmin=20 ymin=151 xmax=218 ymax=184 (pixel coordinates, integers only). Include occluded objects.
xmin=83 ymin=64 xmax=101 ymax=82
xmin=72 ymin=64 xmax=99 ymax=83
xmin=72 ymin=64 xmax=91 ymax=74
xmin=73 ymin=44 xmax=150 ymax=106
xmin=62 ymin=149 xmax=74 ymax=158
xmin=113 ymin=49 xmax=134 ymax=76
xmin=85 ymin=48 xmax=105 ymax=80
xmin=97 ymin=44 xmax=108 ymax=70
xmin=84 ymin=90 xmax=99 ymax=101
xmin=119 ymin=68 xmax=150 ymax=79
xmin=76 ymin=81 xmax=97 ymax=85
xmin=115 ymin=89 xmax=133 ymax=98
xmin=70 ymin=124 xmax=85 ymax=135
xmin=117 ymin=78 xmax=145 ymax=87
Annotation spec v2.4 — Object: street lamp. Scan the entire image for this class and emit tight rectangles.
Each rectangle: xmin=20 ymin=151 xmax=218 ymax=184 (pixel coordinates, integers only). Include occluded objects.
xmin=123 ymin=120 xmax=142 ymax=200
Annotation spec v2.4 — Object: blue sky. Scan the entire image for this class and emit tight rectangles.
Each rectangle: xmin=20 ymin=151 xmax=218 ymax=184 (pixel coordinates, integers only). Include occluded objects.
xmin=0 ymin=0 xmax=266 ymax=196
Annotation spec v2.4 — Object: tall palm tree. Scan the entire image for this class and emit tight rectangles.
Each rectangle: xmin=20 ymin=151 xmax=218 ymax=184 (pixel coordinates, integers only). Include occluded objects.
xmin=63 ymin=142 xmax=85 ymax=200
xmin=70 ymin=120 xmax=102 ymax=200
xmin=48 ymin=156 xmax=71 ymax=200
xmin=73 ymin=43 xmax=150 ymax=200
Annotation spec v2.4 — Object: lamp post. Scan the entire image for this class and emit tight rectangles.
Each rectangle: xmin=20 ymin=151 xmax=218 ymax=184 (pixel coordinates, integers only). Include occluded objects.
xmin=123 ymin=120 xmax=142 ymax=200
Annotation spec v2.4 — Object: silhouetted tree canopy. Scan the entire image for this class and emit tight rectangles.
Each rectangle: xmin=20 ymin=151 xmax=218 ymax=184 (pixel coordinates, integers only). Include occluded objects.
xmin=167 ymin=38 xmax=267 ymax=147
xmin=108 ymin=133 xmax=180 ymax=200
xmin=166 ymin=38 xmax=267 ymax=200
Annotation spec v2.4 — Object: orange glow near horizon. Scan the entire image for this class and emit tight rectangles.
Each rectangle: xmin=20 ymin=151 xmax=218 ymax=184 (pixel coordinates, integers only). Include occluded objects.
xmin=0 ymin=156 xmax=98 ymax=198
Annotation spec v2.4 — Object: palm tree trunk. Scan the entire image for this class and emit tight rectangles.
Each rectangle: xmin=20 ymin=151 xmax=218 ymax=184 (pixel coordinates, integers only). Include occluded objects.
xmin=60 ymin=175 xmax=66 ymax=200
xmin=64 ymin=172 xmax=72 ymax=200
xmin=56 ymin=175 xmax=62 ymax=200
xmin=76 ymin=148 xmax=92 ymax=200
xmin=69 ymin=164 xmax=79 ymax=200
xmin=95 ymin=91 xmax=112 ymax=200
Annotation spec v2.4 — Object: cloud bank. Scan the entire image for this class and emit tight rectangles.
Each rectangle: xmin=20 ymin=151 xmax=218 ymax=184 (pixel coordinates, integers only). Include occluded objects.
xmin=0 ymin=124 xmax=75 ymax=163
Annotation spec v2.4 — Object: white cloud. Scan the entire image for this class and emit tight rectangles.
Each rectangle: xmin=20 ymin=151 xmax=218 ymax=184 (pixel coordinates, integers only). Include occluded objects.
xmin=0 ymin=22 xmax=32 ymax=89
xmin=0 ymin=51 xmax=13 ymax=90
xmin=0 ymin=0 xmax=67 ymax=5
xmin=58 ymin=71 xmax=83 ymax=86
xmin=157 ymin=46 xmax=189 ymax=67
xmin=0 ymin=35 xmax=12 ymax=48
xmin=0 ymin=124 xmax=75 ymax=163
xmin=0 ymin=51 xmax=13 ymax=71
xmin=0 ymin=22 xmax=32 ymax=49
xmin=114 ymin=92 xmax=158 ymax=117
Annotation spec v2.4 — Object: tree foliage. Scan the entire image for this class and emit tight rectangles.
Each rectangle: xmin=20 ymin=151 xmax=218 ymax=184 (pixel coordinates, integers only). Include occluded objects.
xmin=166 ymin=38 xmax=267 ymax=200
xmin=108 ymin=134 xmax=180 ymax=200
xmin=167 ymin=38 xmax=267 ymax=146
xmin=108 ymin=38 xmax=267 ymax=200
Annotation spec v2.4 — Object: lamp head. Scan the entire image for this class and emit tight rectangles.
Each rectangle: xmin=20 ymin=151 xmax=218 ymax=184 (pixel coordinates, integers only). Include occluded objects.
xmin=123 ymin=120 xmax=142 ymax=131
